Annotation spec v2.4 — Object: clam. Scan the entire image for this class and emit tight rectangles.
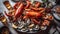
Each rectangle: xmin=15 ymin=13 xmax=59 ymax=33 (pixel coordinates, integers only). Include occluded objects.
xmin=33 ymin=25 xmax=40 ymax=31
xmin=17 ymin=21 xmax=25 ymax=29
xmin=17 ymin=25 xmax=24 ymax=29
xmin=28 ymin=28 xmax=34 ymax=33
xmin=20 ymin=27 xmax=28 ymax=32
xmin=40 ymin=26 xmax=47 ymax=30
xmin=26 ymin=19 xmax=31 ymax=25
xmin=27 ymin=24 xmax=35 ymax=32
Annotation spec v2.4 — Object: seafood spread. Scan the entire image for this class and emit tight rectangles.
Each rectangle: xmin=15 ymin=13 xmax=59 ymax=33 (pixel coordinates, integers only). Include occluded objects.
xmin=3 ymin=0 xmax=54 ymax=33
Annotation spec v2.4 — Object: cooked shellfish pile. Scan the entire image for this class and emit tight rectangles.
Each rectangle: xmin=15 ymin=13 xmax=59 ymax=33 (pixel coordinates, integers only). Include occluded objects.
xmin=3 ymin=0 xmax=53 ymax=33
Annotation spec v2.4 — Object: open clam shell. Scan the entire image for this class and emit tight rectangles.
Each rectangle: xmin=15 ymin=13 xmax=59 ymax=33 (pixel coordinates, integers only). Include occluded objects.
xmin=33 ymin=25 xmax=40 ymax=31
xmin=40 ymin=26 xmax=47 ymax=30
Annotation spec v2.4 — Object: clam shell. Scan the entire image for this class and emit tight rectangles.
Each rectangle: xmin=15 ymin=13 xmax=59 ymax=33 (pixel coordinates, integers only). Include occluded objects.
xmin=20 ymin=28 xmax=28 ymax=32
xmin=33 ymin=25 xmax=40 ymax=30
xmin=40 ymin=26 xmax=47 ymax=30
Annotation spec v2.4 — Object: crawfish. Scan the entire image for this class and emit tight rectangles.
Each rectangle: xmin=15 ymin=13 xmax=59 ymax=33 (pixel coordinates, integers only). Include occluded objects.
xmin=23 ymin=10 xmax=43 ymax=24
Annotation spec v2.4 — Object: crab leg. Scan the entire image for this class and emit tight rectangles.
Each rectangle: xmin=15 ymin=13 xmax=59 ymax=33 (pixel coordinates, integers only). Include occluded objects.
xmin=14 ymin=3 xmax=24 ymax=21
xmin=25 ymin=1 xmax=31 ymax=9
xmin=30 ymin=6 xmax=45 ymax=11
